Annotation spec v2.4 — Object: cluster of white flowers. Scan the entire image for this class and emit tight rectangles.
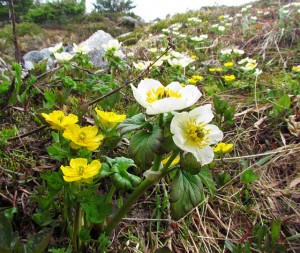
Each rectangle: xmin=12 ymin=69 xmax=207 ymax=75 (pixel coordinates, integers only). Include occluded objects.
xmin=167 ymin=51 xmax=195 ymax=68
xmin=131 ymin=79 xmax=224 ymax=165
xmin=190 ymin=34 xmax=208 ymax=42
xmin=220 ymin=48 xmax=245 ymax=56
xmin=187 ymin=17 xmax=202 ymax=23
xmin=238 ymin=57 xmax=262 ymax=76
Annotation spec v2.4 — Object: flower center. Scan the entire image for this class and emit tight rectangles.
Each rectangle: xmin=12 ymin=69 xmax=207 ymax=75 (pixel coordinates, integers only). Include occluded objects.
xmin=78 ymin=132 xmax=86 ymax=141
xmin=78 ymin=166 xmax=84 ymax=175
xmin=185 ymin=120 xmax=210 ymax=147
xmin=146 ymin=87 xmax=182 ymax=103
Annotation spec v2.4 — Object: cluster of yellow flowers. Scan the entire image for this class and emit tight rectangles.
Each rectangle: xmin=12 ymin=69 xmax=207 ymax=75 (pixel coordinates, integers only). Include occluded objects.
xmin=209 ymin=67 xmax=223 ymax=72
xmin=223 ymin=75 xmax=236 ymax=82
xmin=42 ymin=109 xmax=126 ymax=182
xmin=292 ymin=65 xmax=300 ymax=72
xmin=213 ymin=142 xmax=233 ymax=154
xmin=188 ymin=75 xmax=204 ymax=84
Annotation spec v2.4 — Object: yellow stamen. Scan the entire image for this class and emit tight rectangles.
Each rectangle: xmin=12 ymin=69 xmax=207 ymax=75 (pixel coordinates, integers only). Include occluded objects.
xmin=146 ymin=87 xmax=182 ymax=103
xmin=185 ymin=120 xmax=210 ymax=147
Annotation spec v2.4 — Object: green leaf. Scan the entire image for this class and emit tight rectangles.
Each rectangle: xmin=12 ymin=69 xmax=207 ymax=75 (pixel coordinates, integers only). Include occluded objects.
xmin=255 ymin=224 xmax=268 ymax=249
xmin=170 ymin=170 xmax=203 ymax=219
xmin=224 ymin=240 xmax=234 ymax=252
xmin=0 ymin=213 xmax=14 ymax=249
xmin=117 ymin=113 xmax=147 ymax=135
xmin=81 ymin=195 xmax=112 ymax=224
xmin=43 ymin=90 xmax=56 ymax=109
xmin=106 ymin=157 xmax=141 ymax=190
xmin=47 ymin=143 xmax=71 ymax=160
xmin=271 ymin=219 xmax=281 ymax=245
xmin=180 ymin=153 xmax=202 ymax=175
xmin=241 ymin=169 xmax=259 ymax=184
xmin=198 ymin=167 xmax=216 ymax=197
xmin=3 ymin=207 xmax=18 ymax=221
xmin=26 ymin=227 xmax=53 ymax=253
xmin=129 ymin=125 xmax=163 ymax=169
xmin=273 ymin=94 xmax=291 ymax=115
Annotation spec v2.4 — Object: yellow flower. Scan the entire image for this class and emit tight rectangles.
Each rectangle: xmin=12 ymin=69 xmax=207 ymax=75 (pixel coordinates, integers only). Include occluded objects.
xmin=63 ymin=124 xmax=104 ymax=151
xmin=41 ymin=110 xmax=78 ymax=131
xmin=162 ymin=156 xmax=180 ymax=167
xmin=218 ymin=15 xmax=224 ymax=19
xmin=292 ymin=65 xmax=300 ymax=72
xmin=223 ymin=75 xmax=236 ymax=82
xmin=213 ymin=142 xmax=233 ymax=154
xmin=209 ymin=68 xmax=223 ymax=72
xmin=60 ymin=158 xmax=102 ymax=182
xmin=191 ymin=55 xmax=197 ymax=59
xmin=95 ymin=108 xmax=126 ymax=128
xmin=188 ymin=75 xmax=203 ymax=84
xmin=224 ymin=62 xmax=234 ymax=67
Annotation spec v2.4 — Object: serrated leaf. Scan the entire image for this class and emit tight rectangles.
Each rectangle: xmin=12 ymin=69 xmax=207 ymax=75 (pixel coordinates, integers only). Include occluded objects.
xmin=106 ymin=157 xmax=140 ymax=190
xmin=241 ymin=169 xmax=259 ymax=184
xmin=198 ymin=167 xmax=216 ymax=197
xmin=129 ymin=125 xmax=163 ymax=169
xmin=81 ymin=195 xmax=112 ymax=224
xmin=117 ymin=113 xmax=147 ymax=135
xmin=180 ymin=153 xmax=202 ymax=175
xmin=170 ymin=170 xmax=203 ymax=219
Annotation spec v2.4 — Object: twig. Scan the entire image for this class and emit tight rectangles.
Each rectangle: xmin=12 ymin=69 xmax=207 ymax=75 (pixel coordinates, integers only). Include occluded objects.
xmin=8 ymin=125 xmax=47 ymax=142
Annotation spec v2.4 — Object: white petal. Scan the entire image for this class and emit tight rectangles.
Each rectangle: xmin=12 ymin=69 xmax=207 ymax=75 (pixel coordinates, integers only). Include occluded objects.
xmin=206 ymin=124 xmax=224 ymax=144
xmin=171 ymin=112 xmax=190 ymax=144
xmin=166 ymin=81 xmax=183 ymax=91
xmin=189 ymin=104 xmax=214 ymax=124
xmin=147 ymin=97 xmax=187 ymax=115
xmin=130 ymin=84 xmax=149 ymax=108
xmin=192 ymin=146 xmax=214 ymax=165
xmin=180 ymin=86 xmax=202 ymax=107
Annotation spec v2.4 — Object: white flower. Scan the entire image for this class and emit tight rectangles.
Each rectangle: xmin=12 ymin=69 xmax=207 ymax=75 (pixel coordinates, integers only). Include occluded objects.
xmin=162 ymin=28 xmax=170 ymax=34
xmin=179 ymin=34 xmax=187 ymax=38
xmin=54 ymin=52 xmax=74 ymax=62
xmin=168 ymin=57 xmax=194 ymax=68
xmin=114 ymin=50 xmax=125 ymax=58
xmin=170 ymin=104 xmax=223 ymax=165
xmin=73 ymin=43 xmax=90 ymax=54
xmin=233 ymin=48 xmax=245 ymax=55
xmin=240 ymin=62 xmax=258 ymax=71
xmin=133 ymin=61 xmax=152 ymax=70
xmin=264 ymin=11 xmax=270 ymax=15
xmin=130 ymin=79 xmax=201 ymax=115
xmin=170 ymin=51 xmax=182 ymax=58
xmin=250 ymin=16 xmax=258 ymax=21
xmin=149 ymin=47 xmax=158 ymax=53
xmin=188 ymin=17 xmax=202 ymax=23
xmin=218 ymin=25 xmax=225 ymax=32
xmin=211 ymin=24 xmax=218 ymax=28
xmin=241 ymin=8 xmax=248 ymax=13
xmin=191 ymin=34 xmax=208 ymax=42
xmin=238 ymin=57 xmax=256 ymax=65
xmin=220 ymin=49 xmax=232 ymax=55
xmin=235 ymin=13 xmax=243 ymax=17
xmin=253 ymin=68 xmax=262 ymax=77
xmin=49 ymin=42 xmax=63 ymax=53
xmin=102 ymin=39 xmax=121 ymax=51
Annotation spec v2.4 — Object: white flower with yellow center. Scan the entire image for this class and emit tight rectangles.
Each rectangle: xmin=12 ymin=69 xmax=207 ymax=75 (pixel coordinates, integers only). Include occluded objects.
xmin=170 ymin=104 xmax=223 ymax=165
xmin=73 ymin=43 xmax=90 ymax=54
xmin=49 ymin=42 xmax=63 ymax=53
xmin=102 ymin=39 xmax=122 ymax=51
xmin=54 ymin=52 xmax=74 ymax=62
xmin=131 ymin=79 xmax=201 ymax=115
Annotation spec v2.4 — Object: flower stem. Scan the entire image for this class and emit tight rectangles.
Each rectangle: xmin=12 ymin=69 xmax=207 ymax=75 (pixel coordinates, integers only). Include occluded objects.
xmin=104 ymin=150 xmax=179 ymax=235
xmin=72 ymin=202 xmax=81 ymax=253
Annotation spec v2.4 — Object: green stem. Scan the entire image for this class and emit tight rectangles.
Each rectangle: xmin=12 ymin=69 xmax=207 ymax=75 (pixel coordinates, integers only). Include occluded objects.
xmin=106 ymin=185 xmax=116 ymax=204
xmin=152 ymin=155 xmax=162 ymax=171
xmin=104 ymin=150 xmax=180 ymax=235
xmin=109 ymin=66 xmax=116 ymax=89
xmin=73 ymin=202 xmax=81 ymax=253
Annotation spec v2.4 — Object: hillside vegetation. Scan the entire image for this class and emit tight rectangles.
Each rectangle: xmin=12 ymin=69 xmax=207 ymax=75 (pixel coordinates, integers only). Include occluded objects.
xmin=0 ymin=0 xmax=299 ymax=253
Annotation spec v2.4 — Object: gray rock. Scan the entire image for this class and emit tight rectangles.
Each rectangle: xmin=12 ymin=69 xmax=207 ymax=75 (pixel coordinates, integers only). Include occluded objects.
xmin=80 ymin=30 xmax=114 ymax=51
xmin=39 ymin=48 xmax=51 ymax=59
xmin=24 ymin=61 xmax=34 ymax=70
xmin=87 ymin=49 xmax=107 ymax=68
xmin=121 ymin=16 xmax=142 ymax=28
xmin=23 ymin=50 xmax=44 ymax=63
